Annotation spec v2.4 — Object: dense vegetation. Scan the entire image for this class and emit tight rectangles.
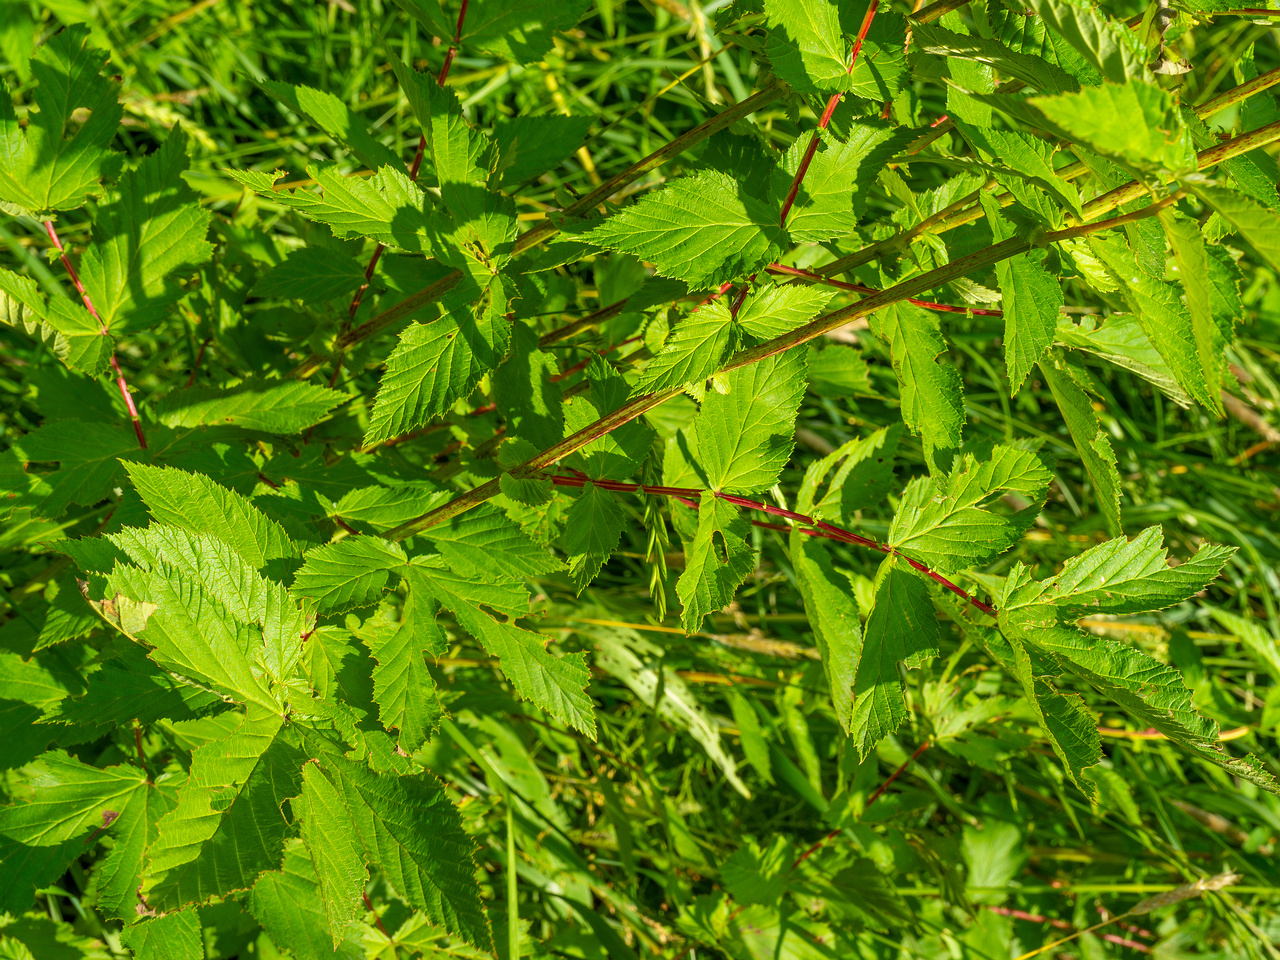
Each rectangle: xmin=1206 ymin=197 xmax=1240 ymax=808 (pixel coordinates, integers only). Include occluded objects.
xmin=3 ymin=0 xmax=1280 ymax=956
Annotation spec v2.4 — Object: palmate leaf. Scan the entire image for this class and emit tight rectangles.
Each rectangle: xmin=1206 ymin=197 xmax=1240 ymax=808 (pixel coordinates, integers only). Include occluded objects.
xmin=494 ymin=114 xmax=593 ymax=187
xmin=887 ymin=444 xmax=1051 ymax=572
xmin=92 ymin=766 xmax=182 ymax=921
xmin=0 ymin=750 xmax=147 ymax=847
xmin=764 ymin=0 xmax=849 ymax=93
xmin=0 ymin=24 xmax=122 ymax=213
xmin=695 ymin=350 xmax=807 ymax=493
xmin=144 ymin=708 xmax=304 ymax=909
xmin=123 ymin=462 xmax=297 ymax=569
xmin=363 ymin=276 xmax=512 ymax=446
xmin=413 ymin=562 xmax=595 ymax=736
xmin=78 ymin=132 xmax=213 ymax=333
xmin=588 ymin=170 xmax=785 ymax=288
xmin=1037 ymin=350 xmax=1123 ymax=536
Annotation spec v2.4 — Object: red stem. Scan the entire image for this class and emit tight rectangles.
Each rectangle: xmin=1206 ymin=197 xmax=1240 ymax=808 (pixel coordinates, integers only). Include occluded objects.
xmin=547 ymin=474 xmax=995 ymax=616
xmin=44 ymin=221 xmax=147 ymax=449
xmin=767 ymin=262 xmax=1003 ymax=318
xmin=791 ymin=740 xmax=929 ymax=868
xmin=778 ymin=0 xmax=880 ymax=229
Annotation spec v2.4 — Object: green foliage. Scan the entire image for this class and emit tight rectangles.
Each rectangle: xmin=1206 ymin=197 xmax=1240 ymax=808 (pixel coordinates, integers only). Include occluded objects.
xmin=2 ymin=2 xmax=1280 ymax=959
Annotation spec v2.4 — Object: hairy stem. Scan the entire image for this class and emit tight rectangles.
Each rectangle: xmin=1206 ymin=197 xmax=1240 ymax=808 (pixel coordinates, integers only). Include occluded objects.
xmin=43 ymin=221 xmax=147 ymax=449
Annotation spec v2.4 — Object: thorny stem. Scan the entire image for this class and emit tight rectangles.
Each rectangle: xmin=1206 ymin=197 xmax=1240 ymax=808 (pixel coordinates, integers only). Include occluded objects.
xmin=777 ymin=0 xmax=880 ymax=229
xmin=791 ymin=741 xmax=931 ymax=869
xmin=43 ymin=221 xmax=147 ymax=449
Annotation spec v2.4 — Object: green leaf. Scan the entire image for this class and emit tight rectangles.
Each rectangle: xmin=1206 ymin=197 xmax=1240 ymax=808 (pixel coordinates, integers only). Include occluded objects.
xmin=1193 ymin=184 xmax=1280 ymax=275
xmin=1023 ymin=0 xmax=1145 ymax=84
xmin=228 ymin=165 xmax=436 ymax=253
xmin=764 ymin=0 xmax=859 ymax=95
xmin=0 ymin=750 xmax=147 ymax=847
xmin=562 ymin=358 xmax=655 ymax=482
xmin=588 ymin=171 xmax=785 ymax=288
xmin=41 ymin=650 xmax=224 ymax=729
xmin=633 ymin=300 xmax=738 ymax=395
xmin=1028 ymin=81 xmax=1195 ymax=175
xmin=494 ymin=114 xmax=592 ymax=186
xmin=109 ymin=524 xmax=310 ymax=684
xmin=1037 ymin=350 xmax=1123 ymax=536
xmin=1054 ymin=313 xmax=1190 ymax=407
xmin=960 ymin=123 xmax=1082 ymax=220
xmin=415 ymin=562 xmax=595 ymax=735
xmin=9 ymin=419 xmax=138 ymax=517
xmin=157 ymin=376 xmax=348 ymax=433
xmin=0 ymin=267 xmax=109 ymax=375
xmin=291 ymin=537 xmax=409 ymax=615
xmin=494 ymin=323 xmax=564 ymax=449
xmin=123 ymin=462 xmax=298 ymax=569
xmin=103 ymin=562 xmax=279 ymax=710
xmin=911 ymin=22 xmax=1079 ymax=95
xmin=770 ymin=135 xmax=867 ymax=242
xmin=675 ymin=497 xmax=755 ymax=633
xmin=722 ymin=837 xmax=791 ymax=905
xmin=1090 ymin=234 xmax=1221 ymax=412
xmin=561 ymin=482 xmax=627 ymax=592
xmin=297 ymin=762 xmax=368 ymax=950
xmin=78 ymin=132 xmax=213 ymax=333
xmin=461 ymin=0 xmax=592 ymax=63
xmin=868 ymin=303 xmax=963 ymax=475
xmin=1160 ymin=209 xmax=1227 ymax=408
xmin=1005 ymin=525 xmax=1234 ymax=616
xmin=814 ymin=424 xmax=901 ymax=521
xmin=92 ymin=765 xmax=182 ymax=920
xmin=259 ymin=79 xmax=403 ymax=172
xmin=855 ymin=557 xmax=941 ymax=759
xmin=251 ymin=840 xmax=365 ymax=960
xmin=423 ymin=502 xmax=563 ymax=583
xmin=250 ymin=247 xmax=367 ymax=303
xmin=145 ymin=708 xmax=304 ymax=909
xmin=888 ymin=444 xmax=1050 ymax=573
xmin=318 ymin=754 xmax=491 ymax=948
xmin=734 ymin=282 xmax=832 ymax=341
xmin=361 ymin=582 xmax=446 ymax=752
xmin=790 ymin=530 xmax=861 ymax=736
xmin=695 ymin=350 xmax=807 ymax=493
xmin=119 ymin=910 xmax=203 ymax=960
xmin=0 ymin=25 xmax=122 ymax=212
xmin=363 ymin=278 xmax=511 ymax=446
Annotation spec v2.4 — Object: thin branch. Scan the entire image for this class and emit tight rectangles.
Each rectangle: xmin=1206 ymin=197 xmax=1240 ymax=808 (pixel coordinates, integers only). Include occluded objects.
xmin=778 ymin=0 xmax=880 ymax=229
xmin=43 ymin=221 xmax=147 ymax=449
xmin=768 ymin=262 xmax=1003 ymax=317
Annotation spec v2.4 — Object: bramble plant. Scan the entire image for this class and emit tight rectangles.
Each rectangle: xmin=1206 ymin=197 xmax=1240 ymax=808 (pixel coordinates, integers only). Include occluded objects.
xmin=3 ymin=0 xmax=1280 ymax=956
